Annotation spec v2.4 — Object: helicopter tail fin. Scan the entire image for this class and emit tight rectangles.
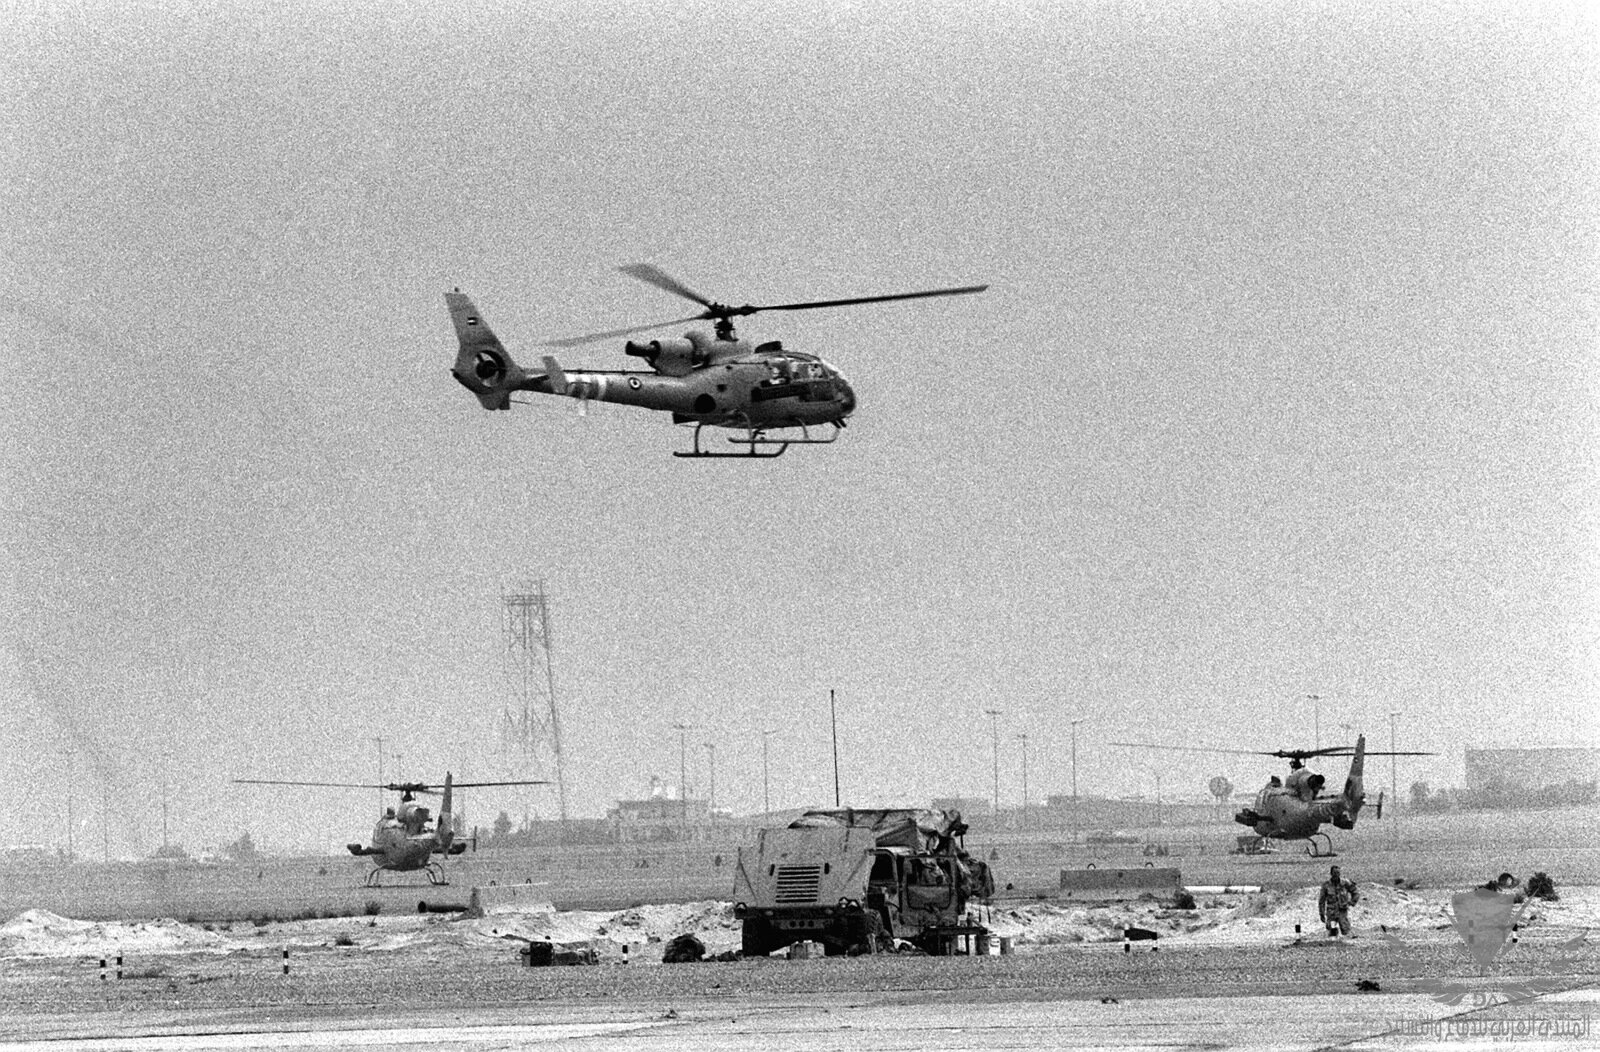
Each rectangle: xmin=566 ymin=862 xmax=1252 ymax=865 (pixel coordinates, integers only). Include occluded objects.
xmin=1338 ymin=735 xmax=1367 ymax=827
xmin=436 ymin=772 xmax=455 ymax=851
xmin=447 ymin=290 xmax=539 ymax=410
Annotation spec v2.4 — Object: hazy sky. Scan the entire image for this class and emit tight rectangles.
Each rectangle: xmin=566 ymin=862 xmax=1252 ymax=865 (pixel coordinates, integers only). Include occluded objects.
xmin=4 ymin=0 xmax=1597 ymax=856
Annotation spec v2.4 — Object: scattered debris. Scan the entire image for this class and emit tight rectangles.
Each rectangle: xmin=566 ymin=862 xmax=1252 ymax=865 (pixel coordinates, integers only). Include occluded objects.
xmin=662 ymin=933 xmax=706 ymax=963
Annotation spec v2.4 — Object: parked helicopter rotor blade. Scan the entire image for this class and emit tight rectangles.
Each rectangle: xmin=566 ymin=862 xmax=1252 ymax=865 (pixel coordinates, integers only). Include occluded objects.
xmin=234 ymin=778 xmax=550 ymax=791
xmin=540 ymin=313 xmax=706 ymax=349
xmin=234 ymin=779 xmax=385 ymax=789
xmin=1282 ymin=746 xmax=1437 ymax=757
xmin=1112 ymin=742 xmax=1435 ymax=760
xmin=618 ymin=263 xmax=718 ymax=309
xmin=449 ymin=780 xmax=552 ymax=788
xmin=1347 ymin=750 xmax=1436 ymax=757
xmin=1110 ymin=742 xmax=1275 ymax=758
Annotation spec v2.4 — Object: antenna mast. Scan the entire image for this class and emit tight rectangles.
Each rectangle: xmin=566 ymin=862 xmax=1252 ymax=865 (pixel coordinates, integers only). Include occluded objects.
xmin=830 ymin=689 xmax=841 ymax=807
xmin=500 ymin=579 xmax=569 ymax=824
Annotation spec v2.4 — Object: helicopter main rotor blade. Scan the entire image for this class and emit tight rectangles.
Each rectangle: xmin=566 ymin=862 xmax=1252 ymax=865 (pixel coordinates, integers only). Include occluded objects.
xmin=234 ymin=779 xmax=385 ymax=789
xmin=618 ymin=264 xmax=718 ymax=309
xmin=1110 ymin=742 xmax=1279 ymax=758
xmin=234 ymin=778 xmax=551 ymax=791
xmin=540 ymin=313 xmax=706 ymax=349
xmin=753 ymin=284 xmax=990 ymax=314
xmin=449 ymin=780 xmax=552 ymax=788
xmin=1352 ymin=750 xmax=1436 ymax=757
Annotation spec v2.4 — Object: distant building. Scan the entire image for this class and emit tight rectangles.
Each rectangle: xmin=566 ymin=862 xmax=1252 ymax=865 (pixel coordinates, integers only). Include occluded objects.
xmin=1464 ymin=748 xmax=1600 ymax=791
xmin=607 ymin=791 xmax=710 ymax=843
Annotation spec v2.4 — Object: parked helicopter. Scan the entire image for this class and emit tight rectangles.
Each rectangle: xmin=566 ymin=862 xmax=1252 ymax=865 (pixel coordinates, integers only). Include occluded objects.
xmin=447 ymin=264 xmax=988 ymax=458
xmin=235 ymin=773 xmax=546 ymax=886
xmin=1111 ymin=736 xmax=1433 ymax=857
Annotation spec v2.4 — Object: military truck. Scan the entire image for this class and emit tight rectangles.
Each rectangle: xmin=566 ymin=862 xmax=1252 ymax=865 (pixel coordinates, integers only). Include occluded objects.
xmin=732 ymin=808 xmax=995 ymax=957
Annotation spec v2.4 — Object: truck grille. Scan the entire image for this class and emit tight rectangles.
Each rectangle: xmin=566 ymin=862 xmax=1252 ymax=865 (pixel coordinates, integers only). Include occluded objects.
xmin=774 ymin=864 xmax=822 ymax=904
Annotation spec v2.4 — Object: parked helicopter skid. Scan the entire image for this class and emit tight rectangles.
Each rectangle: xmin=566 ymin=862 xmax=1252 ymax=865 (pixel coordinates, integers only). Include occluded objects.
xmin=1112 ymin=736 xmax=1433 ymax=857
xmin=447 ymin=263 xmax=988 ymax=458
xmin=235 ymin=773 xmax=547 ymax=887
xmin=1233 ymin=831 xmax=1340 ymax=858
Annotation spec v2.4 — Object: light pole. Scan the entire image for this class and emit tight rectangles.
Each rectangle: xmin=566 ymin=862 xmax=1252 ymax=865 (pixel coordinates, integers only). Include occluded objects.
xmin=672 ymin=723 xmax=691 ymax=831
xmin=66 ymin=746 xmax=75 ymax=862
xmin=761 ymin=729 xmax=776 ymax=816
xmin=1070 ymin=718 xmax=1084 ymax=802
xmin=1070 ymin=717 xmax=1084 ymax=843
xmin=1015 ymin=733 xmax=1029 ymax=833
xmin=704 ymin=743 xmax=717 ymax=828
xmin=1388 ymin=711 xmax=1401 ymax=842
xmin=983 ymin=709 xmax=1002 ymax=818
xmin=372 ymin=736 xmax=384 ymax=816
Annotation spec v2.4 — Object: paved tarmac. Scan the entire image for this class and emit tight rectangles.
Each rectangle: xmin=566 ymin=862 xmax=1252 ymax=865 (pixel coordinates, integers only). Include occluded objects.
xmin=1 ymin=987 xmax=1596 ymax=1051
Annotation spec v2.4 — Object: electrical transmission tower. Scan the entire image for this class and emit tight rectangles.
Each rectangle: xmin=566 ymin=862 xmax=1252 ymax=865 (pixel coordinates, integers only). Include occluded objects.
xmin=499 ymin=579 xmax=569 ymax=823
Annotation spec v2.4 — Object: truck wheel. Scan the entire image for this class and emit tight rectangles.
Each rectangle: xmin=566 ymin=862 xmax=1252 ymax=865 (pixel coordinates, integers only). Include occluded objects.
xmin=741 ymin=918 xmax=773 ymax=958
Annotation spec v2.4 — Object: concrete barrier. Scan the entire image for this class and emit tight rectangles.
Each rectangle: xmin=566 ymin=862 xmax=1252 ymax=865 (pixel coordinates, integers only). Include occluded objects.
xmin=466 ymin=882 xmax=556 ymax=917
xmin=1058 ymin=866 xmax=1181 ymax=899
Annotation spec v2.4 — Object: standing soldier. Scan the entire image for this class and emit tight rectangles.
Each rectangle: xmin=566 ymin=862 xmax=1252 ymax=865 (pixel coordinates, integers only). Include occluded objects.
xmin=1318 ymin=864 xmax=1360 ymax=937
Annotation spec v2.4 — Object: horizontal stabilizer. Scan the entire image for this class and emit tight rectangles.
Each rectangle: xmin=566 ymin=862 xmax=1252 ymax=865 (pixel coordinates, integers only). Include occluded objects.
xmin=541 ymin=355 xmax=569 ymax=395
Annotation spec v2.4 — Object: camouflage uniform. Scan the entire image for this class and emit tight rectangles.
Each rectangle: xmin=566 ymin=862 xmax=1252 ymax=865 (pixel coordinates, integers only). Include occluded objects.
xmin=1318 ymin=866 xmax=1359 ymax=936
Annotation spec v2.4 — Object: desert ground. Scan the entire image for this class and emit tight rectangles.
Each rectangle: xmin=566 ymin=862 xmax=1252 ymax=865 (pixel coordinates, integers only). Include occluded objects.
xmin=2 ymin=809 xmax=1597 ymax=1050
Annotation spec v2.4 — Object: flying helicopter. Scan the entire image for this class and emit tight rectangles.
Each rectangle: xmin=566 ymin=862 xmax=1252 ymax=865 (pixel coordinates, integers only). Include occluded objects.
xmin=1111 ymin=736 xmax=1434 ymax=857
xmin=235 ymin=773 xmax=546 ymax=886
xmin=446 ymin=264 xmax=988 ymax=458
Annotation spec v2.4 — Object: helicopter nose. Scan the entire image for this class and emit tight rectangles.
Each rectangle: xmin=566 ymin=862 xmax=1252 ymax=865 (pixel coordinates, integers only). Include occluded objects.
xmin=835 ymin=376 xmax=856 ymax=417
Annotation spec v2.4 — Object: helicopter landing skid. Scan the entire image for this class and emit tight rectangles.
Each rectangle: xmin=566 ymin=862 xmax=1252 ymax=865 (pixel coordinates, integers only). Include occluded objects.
xmin=1303 ymin=834 xmax=1337 ymax=858
xmin=361 ymin=863 xmax=451 ymax=888
xmin=674 ymin=421 xmax=842 ymax=459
